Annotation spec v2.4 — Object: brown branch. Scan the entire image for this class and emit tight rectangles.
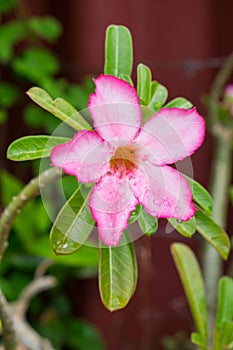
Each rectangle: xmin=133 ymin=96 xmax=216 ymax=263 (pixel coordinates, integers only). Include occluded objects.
xmin=0 ymin=288 xmax=18 ymax=350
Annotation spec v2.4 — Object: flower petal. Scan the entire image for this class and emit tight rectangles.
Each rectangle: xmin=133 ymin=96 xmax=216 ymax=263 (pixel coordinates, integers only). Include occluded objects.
xmin=134 ymin=163 xmax=195 ymax=220
xmin=136 ymin=107 xmax=205 ymax=165
xmin=89 ymin=175 xmax=138 ymax=246
xmin=88 ymin=74 xmax=142 ymax=141
xmin=51 ymin=130 xmax=114 ymax=183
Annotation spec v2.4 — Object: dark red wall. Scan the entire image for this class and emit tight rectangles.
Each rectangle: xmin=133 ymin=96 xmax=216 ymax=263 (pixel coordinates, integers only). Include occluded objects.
xmin=18 ymin=1 xmax=233 ymax=349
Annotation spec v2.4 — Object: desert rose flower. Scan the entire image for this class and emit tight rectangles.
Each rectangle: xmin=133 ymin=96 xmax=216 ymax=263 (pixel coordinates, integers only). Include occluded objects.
xmin=51 ymin=75 xmax=205 ymax=246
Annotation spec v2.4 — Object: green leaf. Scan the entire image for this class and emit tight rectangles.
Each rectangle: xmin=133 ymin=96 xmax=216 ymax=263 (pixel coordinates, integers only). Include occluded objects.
xmin=0 ymin=83 xmax=19 ymax=107
xmin=7 ymin=135 xmax=70 ymax=161
xmin=28 ymin=16 xmax=62 ymax=43
xmin=0 ymin=21 xmax=26 ymax=63
xmin=50 ymin=186 xmax=95 ymax=255
xmin=171 ymin=243 xmax=208 ymax=345
xmin=30 ymin=237 xmax=99 ymax=267
xmin=26 ymin=87 xmax=91 ymax=131
xmin=191 ymin=333 xmax=209 ymax=350
xmin=149 ymin=81 xmax=168 ymax=112
xmin=216 ymin=321 xmax=233 ymax=349
xmin=216 ymin=277 xmax=233 ymax=328
xmin=104 ymin=25 xmax=133 ymax=78
xmin=13 ymin=48 xmax=59 ymax=82
xmin=128 ymin=204 xmax=142 ymax=224
xmin=99 ymin=232 xmax=138 ymax=311
xmin=195 ymin=210 xmax=230 ymax=260
xmin=137 ymin=64 xmax=151 ymax=105
xmin=0 ymin=0 xmax=18 ymax=15
xmin=118 ymin=74 xmax=133 ymax=86
xmin=24 ymin=104 xmax=52 ymax=128
xmin=138 ymin=208 xmax=158 ymax=236
xmin=213 ymin=277 xmax=233 ymax=349
xmin=165 ymin=97 xmax=193 ymax=109
xmin=67 ymin=319 xmax=104 ymax=350
xmin=168 ymin=216 xmax=196 ymax=238
xmin=186 ymin=176 xmax=213 ymax=215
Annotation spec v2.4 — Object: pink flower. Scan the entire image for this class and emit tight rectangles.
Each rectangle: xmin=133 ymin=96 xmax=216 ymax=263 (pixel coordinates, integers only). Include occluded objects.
xmin=51 ymin=75 xmax=205 ymax=246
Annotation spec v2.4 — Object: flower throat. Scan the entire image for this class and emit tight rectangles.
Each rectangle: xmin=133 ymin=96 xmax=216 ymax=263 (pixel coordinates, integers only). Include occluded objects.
xmin=109 ymin=145 xmax=138 ymax=173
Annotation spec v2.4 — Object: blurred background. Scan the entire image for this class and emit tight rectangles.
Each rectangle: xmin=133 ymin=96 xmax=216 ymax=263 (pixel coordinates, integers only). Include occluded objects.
xmin=0 ymin=0 xmax=233 ymax=349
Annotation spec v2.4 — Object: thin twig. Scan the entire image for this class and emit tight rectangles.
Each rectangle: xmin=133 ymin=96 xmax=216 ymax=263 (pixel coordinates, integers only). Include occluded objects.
xmin=14 ymin=276 xmax=57 ymax=318
xmin=0 ymin=288 xmax=18 ymax=350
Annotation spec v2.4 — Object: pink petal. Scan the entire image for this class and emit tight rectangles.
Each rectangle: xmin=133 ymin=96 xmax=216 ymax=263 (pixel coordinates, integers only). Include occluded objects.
xmin=136 ymin=107 xmax=205 ymax=165
xmin=51 ymin=130 xmax=114 ymax=183
xmin=89 ymin=175 xmax=138 ymax=246
xmin=88 ymin=74 xmax=142 ymax=142
xmin=136 ymin=163 xmax=195 ymax=220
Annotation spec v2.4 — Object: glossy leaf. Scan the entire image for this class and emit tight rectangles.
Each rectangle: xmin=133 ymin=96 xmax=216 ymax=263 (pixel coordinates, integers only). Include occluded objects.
xmin=31 ymin=237 xmax=99 ymax=267
xmin=27 ymin=87 xmax=91 ymax=130
xmin=171 ymin=243 xmax=208 ymax=345
xmin=137 ymin=63 xmax=151 ymax=105
xmin=50 ymin=186 xmax=95 ymax=255
xmin=149 ymin=81 xmax=168 ymax=112
xmin=186 ymin=176 xmax=213 ymax=215
xmin=7 ymin=135 xmax=70 ymax=161
xmin=128 ymin=204 xmax=142 ymax=224
xmin=104 ymin=25 xmax=133 ymax=78
xmin=195 ymin=210 xmax=230 ymax=260
xmin=99 ymin=232 xmax=138 ymax=311
xmin=165 ymin=97 xmax=193 ymax=109
xmin=168 ymin=216 xmax=196 ymax=238
xmin=138 ymin=208 xmax=158 ymax=236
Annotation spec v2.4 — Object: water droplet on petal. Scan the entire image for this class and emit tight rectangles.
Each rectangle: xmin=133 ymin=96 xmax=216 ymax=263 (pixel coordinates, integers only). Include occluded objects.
xmin=164 ymin=200 xmax=170 ymax=207
xmin=153 ymin=198 xmax=162 ymax=206
xmin=61 ymin=243 xmax=68 ymax=249
xmin=111 ymin=239 xmax=117 ymax=245
xmin=121 ymin=214 xmax=125 ymax=220
xmin=108 ymin=222 xmax=113 ymax=226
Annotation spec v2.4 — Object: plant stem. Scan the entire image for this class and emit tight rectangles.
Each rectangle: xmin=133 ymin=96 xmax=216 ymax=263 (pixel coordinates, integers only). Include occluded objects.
xmin=0 ymin=167 xmax=62 ymax=260
xmin=202 ymin=52 xmax=233 ymax=347
xmin=203 ymin=137 xmax=232 ymax=344
xmin=0 ymin=288 xmax=18 ymax=350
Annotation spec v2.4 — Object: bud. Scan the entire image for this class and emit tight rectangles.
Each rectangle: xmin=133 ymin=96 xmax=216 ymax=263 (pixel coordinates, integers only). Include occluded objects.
xmin=223 ymin=84 xmax=233 ymax=116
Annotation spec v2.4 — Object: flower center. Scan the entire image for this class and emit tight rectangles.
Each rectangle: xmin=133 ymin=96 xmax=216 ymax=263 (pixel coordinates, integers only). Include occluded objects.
xmin=109 ymin=145 xmax=138 ymax=172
